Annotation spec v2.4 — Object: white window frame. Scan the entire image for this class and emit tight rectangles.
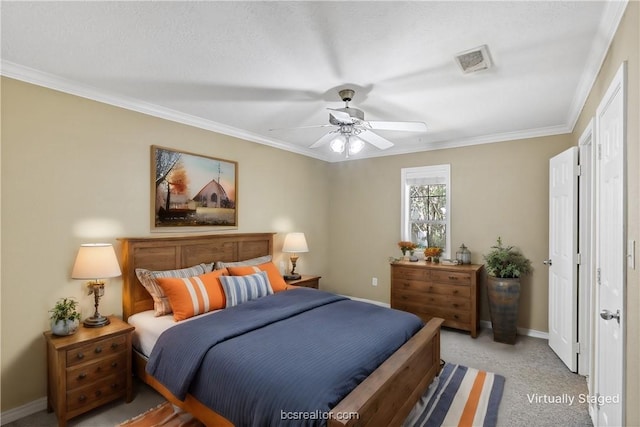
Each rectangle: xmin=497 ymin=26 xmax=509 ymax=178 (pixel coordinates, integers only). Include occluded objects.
xmin=400 ymin=164 xmax=451 ymax=258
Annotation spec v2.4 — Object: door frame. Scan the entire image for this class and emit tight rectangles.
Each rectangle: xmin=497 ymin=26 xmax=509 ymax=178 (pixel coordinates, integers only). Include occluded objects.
xmin=578 ymin=120 xmax=595 ymax=380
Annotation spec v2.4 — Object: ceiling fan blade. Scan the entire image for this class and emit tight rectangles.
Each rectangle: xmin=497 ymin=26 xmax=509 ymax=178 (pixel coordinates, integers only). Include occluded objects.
xmin=309 ymin=131 xmax=338 ymax=148
xmin=269 ymin=124 xmax=334 ymax=131
xmin=358 ymin=130 xmax=395 ymax=150
xmin=328 ymin=109 xmax=355 ymax=124
xmin=364 ymin=121 xmax=427 ymax=132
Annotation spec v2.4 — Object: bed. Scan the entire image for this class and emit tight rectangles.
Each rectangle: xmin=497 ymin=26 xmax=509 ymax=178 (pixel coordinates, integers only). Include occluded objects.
xmin=119 ymin=233 xmax=443 ymax=426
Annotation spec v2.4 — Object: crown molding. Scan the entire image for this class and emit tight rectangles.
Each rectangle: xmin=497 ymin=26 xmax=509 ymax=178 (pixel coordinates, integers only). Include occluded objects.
xmin=565 ymin=0 xmax=628 ymax=133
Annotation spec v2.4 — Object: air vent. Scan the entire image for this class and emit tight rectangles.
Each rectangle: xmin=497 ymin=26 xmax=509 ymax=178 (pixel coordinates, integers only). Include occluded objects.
xmin=455 ymin=45 xmax=493 ymax=74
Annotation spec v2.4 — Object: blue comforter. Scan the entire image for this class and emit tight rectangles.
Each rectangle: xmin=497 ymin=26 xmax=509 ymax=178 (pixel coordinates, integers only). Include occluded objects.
xmin=147 ymin=288 xmax=423 ymax=426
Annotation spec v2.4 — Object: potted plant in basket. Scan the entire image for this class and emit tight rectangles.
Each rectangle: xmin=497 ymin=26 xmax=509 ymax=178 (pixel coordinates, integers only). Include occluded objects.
xmin=483 ymin=237 xmax=532 ymax=344
xmin=49 ymin=297 xmax=81 ymax=336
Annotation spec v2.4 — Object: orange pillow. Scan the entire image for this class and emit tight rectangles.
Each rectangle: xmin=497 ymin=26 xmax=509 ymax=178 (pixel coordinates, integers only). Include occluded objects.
xmin=156 ymin=268 xmax=228 ymax=321
xmin=227 ymin=262 xmax=287 ymax=292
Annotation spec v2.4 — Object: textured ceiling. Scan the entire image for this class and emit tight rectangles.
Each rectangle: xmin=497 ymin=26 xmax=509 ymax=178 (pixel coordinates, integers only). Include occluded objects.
xmin=1 ymin=1 xmax=627 ymax=161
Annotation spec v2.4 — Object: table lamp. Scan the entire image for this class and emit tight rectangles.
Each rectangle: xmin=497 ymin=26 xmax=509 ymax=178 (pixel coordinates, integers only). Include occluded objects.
xmin=282 ymin=232 xmax=309 ymax=280
xmin=71 ymin=243 xmax=121 ymax=327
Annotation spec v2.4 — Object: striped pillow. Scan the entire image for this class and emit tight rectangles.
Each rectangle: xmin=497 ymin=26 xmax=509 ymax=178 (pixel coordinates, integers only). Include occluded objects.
xmin=226 ymin=262 xmax=287 ymax=292
xmin=135 ymin=263 xmax=214 ymax=316
xmin=155 ymin=269 xmax=228 ymax=321
xmin=219 ymin=271 xmax=273 ymax=308
xmin=214 ymin=255 xmax=272 ymax=271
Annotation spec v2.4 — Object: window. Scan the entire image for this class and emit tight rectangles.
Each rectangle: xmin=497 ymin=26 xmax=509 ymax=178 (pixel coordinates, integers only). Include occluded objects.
xmin=401 ymin=165 xmax=451 ymax=257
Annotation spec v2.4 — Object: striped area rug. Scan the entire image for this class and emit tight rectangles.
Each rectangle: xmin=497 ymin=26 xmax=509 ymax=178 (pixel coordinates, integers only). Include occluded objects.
xmin=404 ymin=363 xmax=505 ymax=427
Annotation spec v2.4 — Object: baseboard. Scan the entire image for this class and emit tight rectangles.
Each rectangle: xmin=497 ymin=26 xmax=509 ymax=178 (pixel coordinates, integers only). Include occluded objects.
xmin=0 ymin=397 xmax=47 ymax=425
xmin=479 ymin=320 xmax=549 ymax=340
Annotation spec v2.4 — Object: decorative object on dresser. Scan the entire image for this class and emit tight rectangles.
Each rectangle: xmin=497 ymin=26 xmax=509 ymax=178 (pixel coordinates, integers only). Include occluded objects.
xmin=483 ymin=237 xmax=532 ymax=344
xmin=71 ymin=243 xmax=122 ymax=327
xmin=391 ymin=260 xmax=484 ymax=338
xmin=49 ymin=297 xmax=81 ymax=336
xmin=282 ymin=232 xmax=309 ymax=280
xmin=455 ymin=243 xmax=472 ymax=264
xmin=44 ymin=316 xmax=134 ymax=427
xmin=397 ymin=241 xmax=417 ymax=257
xmin=285 ymin=275 xmax=321 ymax=289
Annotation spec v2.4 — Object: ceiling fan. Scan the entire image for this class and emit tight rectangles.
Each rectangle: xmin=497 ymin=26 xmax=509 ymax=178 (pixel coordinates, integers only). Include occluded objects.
xmin=307 ymin=88 xmax=427 ymax=157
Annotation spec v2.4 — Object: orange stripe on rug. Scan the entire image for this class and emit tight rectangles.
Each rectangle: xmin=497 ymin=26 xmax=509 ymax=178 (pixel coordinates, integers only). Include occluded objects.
xmin=458 ymin=370 xmax=486 ymax=426
xmin=117 ymin=401 xmax=205 ymax=427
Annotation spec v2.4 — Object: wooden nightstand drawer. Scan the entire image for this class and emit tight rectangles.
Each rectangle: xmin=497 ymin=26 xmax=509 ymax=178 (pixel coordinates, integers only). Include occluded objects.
xmin=66 ymin=353 xmax=127 ymax=389
xmin=66 ymin=334 xmax=127 ymax=367
xmin=66 ymin=372 xmax=127 ymax=413
xmin=285 ymin=275 xmax=321 ymax=289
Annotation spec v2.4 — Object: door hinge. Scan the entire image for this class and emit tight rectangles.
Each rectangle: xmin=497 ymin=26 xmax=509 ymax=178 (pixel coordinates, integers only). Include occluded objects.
xmin=573 ymin=342 xmax=580 ymax=354
xmin=576 ymin=165 xmax=582 ymax=176
xmin=576 ymin=253 xmax=581 ymax=265
xmin=597 ymin=144 xmax=602 ymax=160
xmin=597 ymin=268 xmax=601 ymax=285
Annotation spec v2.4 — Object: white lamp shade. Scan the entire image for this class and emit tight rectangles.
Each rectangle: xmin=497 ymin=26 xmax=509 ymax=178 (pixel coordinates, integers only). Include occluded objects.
xmin=71 ymin=243 xmax=122 ymax=280
xmin=282 ymin=233 xmax=309 ymax=253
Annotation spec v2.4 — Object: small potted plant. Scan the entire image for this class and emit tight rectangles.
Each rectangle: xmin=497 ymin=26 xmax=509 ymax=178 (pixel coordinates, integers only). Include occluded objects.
xmin=49 ymin=297 xmax=81 ymax=336
xmin=424 ymin=247 xmax=443 ymax=263
xmin=483 ymin=237 xmax=532 ymax=344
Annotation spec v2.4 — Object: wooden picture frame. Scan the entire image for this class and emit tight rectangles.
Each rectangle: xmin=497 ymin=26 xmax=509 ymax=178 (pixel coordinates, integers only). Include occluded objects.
xmin=151 ymin=145 xmax=237 ymax=231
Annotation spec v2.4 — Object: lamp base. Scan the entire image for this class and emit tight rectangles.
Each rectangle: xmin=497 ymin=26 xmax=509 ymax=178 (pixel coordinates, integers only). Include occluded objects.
xmin=83 ymin=315 xmax=110 ymax=328
xmin=284 ymin=274 xmax=301 ymax=281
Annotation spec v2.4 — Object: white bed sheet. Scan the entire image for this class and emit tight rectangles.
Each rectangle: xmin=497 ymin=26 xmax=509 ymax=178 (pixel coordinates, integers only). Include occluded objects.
xmin=128 ymin=309 xmax=220 ymax=357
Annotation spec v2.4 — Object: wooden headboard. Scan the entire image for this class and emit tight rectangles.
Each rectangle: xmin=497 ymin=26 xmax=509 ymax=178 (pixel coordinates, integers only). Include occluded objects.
xmin=118 ymin=233 xmax=274 ymax=320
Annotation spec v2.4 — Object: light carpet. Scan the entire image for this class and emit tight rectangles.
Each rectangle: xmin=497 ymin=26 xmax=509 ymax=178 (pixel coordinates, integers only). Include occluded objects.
xmin=118 ymin=363 xmax=504 ymax=427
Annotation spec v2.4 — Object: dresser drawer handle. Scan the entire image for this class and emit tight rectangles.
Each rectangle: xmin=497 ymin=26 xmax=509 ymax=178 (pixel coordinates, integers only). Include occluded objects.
xmin=78 ymin=395 xmax=87 ymax=402
xmin=453 ymin=314 xmax=460 ymax=319
xmin=111 ymin=342 xmax=119 ymax=350
xmin=111 ymin=382 xmax=119 ymax=389
xmin=95 ymin=390 xmax=102 ymax=397
xmin=452 ymin=290 xmax=458 ymax=294
xmin=94 ymin=346 xmax=102 ymax=354
xmin=448 ymin=276 xmax=459 ymax=280
xmin=402 ymin=282 xmax=410 ymax=288
xmin=77 ymin=373 xmax=87 ymax=380
xmin=76 ymin=353 xmax=84 ymax=360
xmin=111 ymin=361 xmax=118 ymax=368
xmin=452 ymin=303 xmax=459 ymax=308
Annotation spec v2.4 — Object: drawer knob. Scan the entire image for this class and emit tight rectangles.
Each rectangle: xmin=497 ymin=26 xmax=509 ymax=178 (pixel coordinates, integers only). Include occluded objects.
xmin=78 ymin=395 xmax=87 ymax=402
xmin=111 ymin=342 xmax=119 ymax=349
xmin=77 ymin=373 xmax=87 ymax=380
xmin=449 ymin=276 xmax=458 ymax=280
xmin=94 ymin=346 xmax=102 ymax=354
xmin=95 ymin=390 xmax=102 ymax=397
xmin=111 ymin=382 xmax=119 ymax=389
xmin=454 ymin=314 xmax=459 ymax=319
xmin=111 ymin=361 xmax=118 ymax=368
xmin=453 ymin=290 xmax=458 ymax=294
xmin=76 ymin=353 xmax=84 ymax=360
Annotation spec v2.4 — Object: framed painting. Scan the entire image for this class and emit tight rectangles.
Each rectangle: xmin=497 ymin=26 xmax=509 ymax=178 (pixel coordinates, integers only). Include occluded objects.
xmin=151 ymin=145 xmax=238 ymax=230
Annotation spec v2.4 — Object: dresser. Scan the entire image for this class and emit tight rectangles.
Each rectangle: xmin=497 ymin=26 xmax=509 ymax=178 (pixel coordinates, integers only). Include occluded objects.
xmin=391 ymin=261 xmax=483 ymax=338
xmin=44 ymin=316 xmax=134 ymax=427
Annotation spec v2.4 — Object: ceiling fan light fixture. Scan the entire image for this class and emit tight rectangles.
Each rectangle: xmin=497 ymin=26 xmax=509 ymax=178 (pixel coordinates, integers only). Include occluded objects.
xmin=330 ymin=134 xmax=346 ymax=153
xmin=348 ymin=136 xmax=365 ymax=155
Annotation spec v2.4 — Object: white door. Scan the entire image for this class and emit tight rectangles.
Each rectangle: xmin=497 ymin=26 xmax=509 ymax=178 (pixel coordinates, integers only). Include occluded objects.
xmin=594 ymin=63 xmax=626 ymax=427
xmin=548 ymin=147 xmax=578 ymax=372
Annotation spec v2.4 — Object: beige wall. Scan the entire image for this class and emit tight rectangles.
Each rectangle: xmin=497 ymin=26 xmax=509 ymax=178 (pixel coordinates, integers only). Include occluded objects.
xmin=323 ymin=135 xmax=573 ymax=333
xmin=571 ymin=2 xmax=639 ymax=425
xmin=0 ymin=78 xmax=329 ymax=410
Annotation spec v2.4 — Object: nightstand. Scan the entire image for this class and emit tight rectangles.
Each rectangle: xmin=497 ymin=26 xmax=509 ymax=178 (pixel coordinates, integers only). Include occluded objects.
xmin=43 ymin=316 xmax=134 ymax=427
xmin=285 ymin=275 xmax=321 ymax=289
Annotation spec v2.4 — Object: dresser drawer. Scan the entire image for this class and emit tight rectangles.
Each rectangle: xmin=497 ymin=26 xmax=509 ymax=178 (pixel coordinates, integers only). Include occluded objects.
xmin=66 ymin=353 xmax=127 ymax=389
xmin=394 ymin=301 xmax=470 ymax=324
xmin=392 ymin=266 xmax=429 ymax=281
xmin=393 ymin=289 xmax=471 ymax=311
xmin=66 ymin=372 xmax=127 ymax=413
xmin=430 ymin=270 xmax=471 ymax=285
xmin=394 ymin=280 xmax=470 ymax=298
xmin=66 ymin=334 xmax=127 ymax=367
